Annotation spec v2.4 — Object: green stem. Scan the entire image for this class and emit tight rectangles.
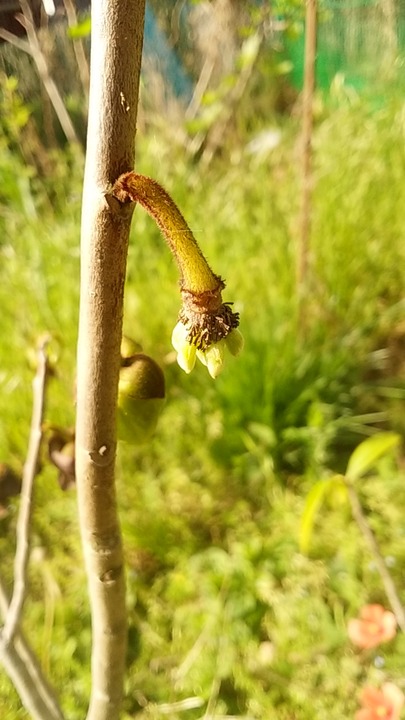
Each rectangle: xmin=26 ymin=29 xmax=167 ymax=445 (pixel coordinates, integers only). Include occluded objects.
xmin=112 ymin=172 xmax=222 ymax=294
xmin=347 ymin=483 xmax=405 ymax=632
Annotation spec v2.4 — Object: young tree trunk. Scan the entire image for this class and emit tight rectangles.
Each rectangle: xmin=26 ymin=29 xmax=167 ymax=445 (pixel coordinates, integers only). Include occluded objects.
xmin=75 ymin=2 xmax=145 ymax=720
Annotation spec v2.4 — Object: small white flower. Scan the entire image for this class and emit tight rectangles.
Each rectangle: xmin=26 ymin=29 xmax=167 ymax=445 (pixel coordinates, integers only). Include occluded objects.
xmin=171 ymin=322 xmax=196 ymax=374
xmin=172 ymin=321 xmax=244 ymax=379
xmin=197 ymin=342 xmax=225 ymax=379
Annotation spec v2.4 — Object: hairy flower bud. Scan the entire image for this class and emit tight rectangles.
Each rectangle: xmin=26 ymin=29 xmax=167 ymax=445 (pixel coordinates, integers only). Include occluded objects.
xmin=117 ymin=353 xmax=165 ymax=444
xmin=120 ymin=335 xmax=143 ymax=364
xmin=111 ymin=173 xmax=244 ymax=379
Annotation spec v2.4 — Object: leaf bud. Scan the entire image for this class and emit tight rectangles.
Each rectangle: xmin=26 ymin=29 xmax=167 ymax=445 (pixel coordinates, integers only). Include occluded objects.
xmin=117 ymin=353 xmax=165 ymax=445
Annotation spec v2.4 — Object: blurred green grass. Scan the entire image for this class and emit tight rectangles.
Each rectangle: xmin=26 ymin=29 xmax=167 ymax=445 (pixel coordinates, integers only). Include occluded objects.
xmin=1 ymin=95 xmax=405 ymax=718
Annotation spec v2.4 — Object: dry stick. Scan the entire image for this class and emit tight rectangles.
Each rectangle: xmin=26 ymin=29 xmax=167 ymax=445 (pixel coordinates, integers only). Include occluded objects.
xmin=198 ymin=30 xmax=263 ymax=168
xmin=296 ymin=0 xmax=317 ymax=311
xmin=380 ymin=0 xmax=398 ymax=63
xmin=347 ymin=483 xmax=405 ymax=632
xmin=0 ymin=344 xmax=64 ymax=720
xmin=16 ymin=0 xmax=79 ymax=144
xmin=62 ymin=0 xmax=90 ymax=102
xmin=2 ymin=339 xmax=49 ymax=645
xmin=75 ymin=2 xmax=145 ymax=719
xmin=0 ymin=635 xmax=64 ymax=720
xmin=185 ymin=57 xmax=215 ymax=121
xmin=0 ymin=23 xmax=78 ymax=145
xmin=0 ymin=28 xmax=28 ymax=52
xmin=184 ymin=57 xmax=215 ymax=155
xmin=0 ymin=579 xmax=64 ymax=720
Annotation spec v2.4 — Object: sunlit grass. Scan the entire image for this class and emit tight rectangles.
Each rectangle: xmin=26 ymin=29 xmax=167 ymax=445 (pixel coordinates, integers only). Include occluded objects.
xmin=1 ymin=97 xmax=405 ymax=718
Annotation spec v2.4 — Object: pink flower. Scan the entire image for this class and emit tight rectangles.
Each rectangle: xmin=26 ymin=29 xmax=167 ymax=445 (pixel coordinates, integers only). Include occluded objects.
xmin=348 ymin=604 xmax=397 ymax=649
xmin=356 ymin=683 xmax=404 ymax=720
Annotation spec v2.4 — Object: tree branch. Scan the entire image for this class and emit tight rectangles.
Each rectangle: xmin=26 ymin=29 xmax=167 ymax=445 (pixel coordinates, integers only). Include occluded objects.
xmin=75 ymin=2 xmax=145 ymax=720
xmin=0 ymin=27 xmax=30 ymax=52
xmin=2 ymin=338 xmax=49 ymax=644
xmin=62 ymin=0 xmax=90 ymax=103
xmin=17 ymin=0 xmax=79 ymax=145
xmin=0 ymin=635 xmax=64 ymax=720
xmin=0 ymin=576 xmax=64 ymax=720
xmin=0 ymin=342 xmax=64 ymax=720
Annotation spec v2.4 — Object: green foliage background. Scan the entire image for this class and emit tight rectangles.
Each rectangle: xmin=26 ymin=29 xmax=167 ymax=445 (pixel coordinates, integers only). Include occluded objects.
xmin=1 ymin=21 xmax=405 ymax=720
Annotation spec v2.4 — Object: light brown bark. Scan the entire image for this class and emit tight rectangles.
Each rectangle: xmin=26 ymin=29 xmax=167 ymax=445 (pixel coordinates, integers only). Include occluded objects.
xmin=75 ymin=2 xmax=145 ymax=720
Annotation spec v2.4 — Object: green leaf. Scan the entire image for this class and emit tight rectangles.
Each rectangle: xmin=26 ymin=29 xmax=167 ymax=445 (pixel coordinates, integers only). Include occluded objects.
xmin=345 ymin=432 xmax=400 ymax=483
xmin=67 ymin=16 xmax=91 ymax=39
xmin=238 ymin=33 xmax=261 ymax=69
xmin=300 ymin=476 xmax=346 ymax=555
xmin=274 ymin=60 xmax=294 ymax=76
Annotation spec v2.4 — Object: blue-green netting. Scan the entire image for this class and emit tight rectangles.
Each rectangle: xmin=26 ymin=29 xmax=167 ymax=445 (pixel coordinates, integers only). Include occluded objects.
xmin=282 ymin=0 xmax=405 ymax=93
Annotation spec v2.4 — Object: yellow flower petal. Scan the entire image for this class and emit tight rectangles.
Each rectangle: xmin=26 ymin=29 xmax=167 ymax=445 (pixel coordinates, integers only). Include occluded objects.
xmin=201 ymin=342 xmax=225 ymax=379
xmin=171 ymin=321 xmax=188 ymax=353
xmin=177 ymin=342 xmax=196 ymax=374
xmin=196 ymin=348 xmax=207 ymax=366
xmin=172 ymin=322 xmax=196 ymax=373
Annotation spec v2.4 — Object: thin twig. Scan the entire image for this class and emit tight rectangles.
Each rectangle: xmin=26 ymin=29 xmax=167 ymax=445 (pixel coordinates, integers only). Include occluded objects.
xmin=198 ymin=29 xmax=264 ymax=168
xmin=380 ymin=0 xmax=398 ymax=62
xmin=0 ymin=27 xmax=30 ymax=51
xmin=15 ymin=0 xmax=79 ymax=144
xmin=62 ymin=0 xmax=90 ymax=102
xmin=0 ymin=576 xmax=64 ymax=720
xmin=2 ymin=338 xmax=49 ymax=645
xmin=0 ymin=633 xmax=64 ymax=720
xmin=185 ymin=57 xmax=215 ymax=121
xmin=155 ymin=697 xmax=205 ymax=714
xmin=347 ymin=482 xmax=405 ymax=632
xmin=174 ymin=614 xmax=218 ymax=682
xmin=296 ymin=0 xmax=317 ymax=313
xmin=203 ymin=676 xmax=221 ymax=719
